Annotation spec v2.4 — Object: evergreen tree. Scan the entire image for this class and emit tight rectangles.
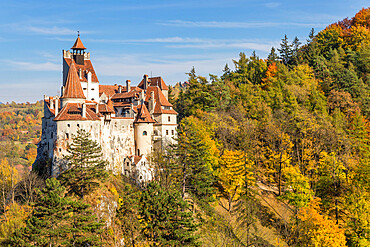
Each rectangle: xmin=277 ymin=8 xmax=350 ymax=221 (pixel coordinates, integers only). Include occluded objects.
xmin=139 ymin=181 xmax=199 ymax=246
xmin=68 ymin=199 xmax=103 ymax=246
xmin=10 ymin=178 xmax=71 ymax=247
xmin=58 ymin=129 xmax=108 ymax=199
xmin=291 ymin=36 xmax=302 ymax=65
xmin=278 ymin=34 xmax=293 ymax=65
xmin=173 ymin=117 xmax=217 ymax=204
xmin=267 ymin=47 xmax=279 ymax=64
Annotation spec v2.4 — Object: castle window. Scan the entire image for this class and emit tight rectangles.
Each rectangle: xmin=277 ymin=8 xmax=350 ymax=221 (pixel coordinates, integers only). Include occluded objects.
xmin=92 ymin=98 xmax=95 ymax=100
xmin=66 ymin=133 xmax=69 ymax=139
xmin=59 ymin=148 xmax=61 ymax=152
xmin=91 ymin=88 xmax=95 ymax=90
xmin=51 ymin=132 xmax=53 ymax=138
xmin=67 ymin=124 xmax=70 ymax=127
xmin=166 ymin=130 xmax=169 ymax=135
xmin=172 ymin=130 xmax=174 ymax=135
xmin=137 ymin=149 xmax=140 ymax=156
xmin=83 ymin=88 xmax=87 ymax=90
xmin=77 ymin=124 xmax=80 ymax=128
xmin=143 ymin=131 xmax=147 ymax=136
xmin=168 ymin=116 xmax=170 ymax=122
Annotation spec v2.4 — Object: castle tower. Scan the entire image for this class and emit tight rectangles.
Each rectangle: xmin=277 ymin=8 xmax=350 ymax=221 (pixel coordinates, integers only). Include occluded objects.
xmin=62 ymin=35 xmax=100 ymax=102
xmin=134 ymin=103 xmax=155 ymax=156
xmin=60 ymin=60 xmax=86 ymax=107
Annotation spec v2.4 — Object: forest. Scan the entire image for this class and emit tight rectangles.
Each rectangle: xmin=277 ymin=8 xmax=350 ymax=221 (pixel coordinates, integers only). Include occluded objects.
xmin=0 ymin=7 xmax=369 ymax=247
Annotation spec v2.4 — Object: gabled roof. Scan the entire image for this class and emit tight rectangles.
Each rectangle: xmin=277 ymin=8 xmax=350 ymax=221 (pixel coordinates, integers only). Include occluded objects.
xmin=64 ymin=58 xmax=99 ymax=83
xmin=61 ymin=61 xmax=86 ymax=99
xmin=71 ymin=36 xmax=86 ymax=50
xmin=138 ymin=76 xmax=169 ymax=90
xmin=99 ymin=85 xmax=120 ymax=97
xmin=145 ymin=86 xmax=177 ymax=114
xmin=134 ymin=104 xmax=155 ymax=123
xmin=54 ymin=102 xmax=100 ymax=121
xmin=98 ymin=102 xmax=115 ymax=114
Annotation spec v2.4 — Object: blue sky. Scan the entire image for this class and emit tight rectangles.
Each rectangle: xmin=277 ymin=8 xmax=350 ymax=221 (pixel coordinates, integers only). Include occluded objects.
xmin=0 ymin=0 xmax=368 ymax=103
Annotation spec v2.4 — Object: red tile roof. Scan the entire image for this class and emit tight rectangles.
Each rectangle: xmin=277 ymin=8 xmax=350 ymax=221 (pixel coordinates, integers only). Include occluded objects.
xmin=54 ymin=102 xmax=100 ymax=121
xmin=138 ymin=76 xmax=169 ymax=90
xmin=98 ymin=102 xmax=115 ymax=114
xmin=71 ymin=36 xmax=86 ymax=50
xmin=145 ymin=86 xmax=177 ymax=114
xmin=61 ymin=61 xmax=86 ymax=99
xmin=111 ymin=90 xmax=138 ymax=100
xmin=64 ymin=58 xmax=99 ymax=83
xmin=135 ymin=104 xmax=155 ymax=123
xmin=99 ymin=85 xmax=120 ymax=97
xmin=113 ymin=102 xmax=131 ymax=107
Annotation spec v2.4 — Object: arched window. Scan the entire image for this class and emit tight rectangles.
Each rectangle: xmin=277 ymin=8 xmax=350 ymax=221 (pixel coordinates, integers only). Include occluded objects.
xmin=168 ymin=116 xmax=170 ymax=122
xmin=143 ymin=131 xmax=147 ymax=136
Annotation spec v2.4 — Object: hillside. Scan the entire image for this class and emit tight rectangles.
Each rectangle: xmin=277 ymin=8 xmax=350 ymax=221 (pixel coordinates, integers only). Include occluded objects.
xmin=0 ymin=8 xmax=370 ymax=247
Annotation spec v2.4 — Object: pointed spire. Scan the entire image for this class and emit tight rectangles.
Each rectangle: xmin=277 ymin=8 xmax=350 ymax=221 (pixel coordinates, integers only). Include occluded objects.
xmin=71 ymin=35 xmax=86 ymax=50
xmin=61 ymin=61 xmax=86 ymax=99
xmin=135 ymin=104 xmax=155 ymax=123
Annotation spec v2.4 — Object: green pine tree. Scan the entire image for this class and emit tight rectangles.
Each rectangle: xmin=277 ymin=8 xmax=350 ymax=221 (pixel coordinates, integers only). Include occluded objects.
xmin=10 ymin=178 xmax=71 ymax=247
xmin=278 ymin=34 xmax=293 ymax=65
xmin=139 ymin=181 xmax=199 ymax=246
xmin=58 ymin=129 xmax=108 ymax=199
xmin=68 ymin=199 xmax=103 ymax=247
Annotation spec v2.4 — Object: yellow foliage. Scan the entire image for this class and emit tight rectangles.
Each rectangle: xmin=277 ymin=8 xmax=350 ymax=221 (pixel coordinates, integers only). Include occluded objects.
xmin=296 ymin=198 xmax=346 ymax=247
xmin=0 ymin=159 xmax=19 ymax=190
xmin=217 ymin=150 xmax=254 ymax=203
xmin=0 ymin=203 xmax=31 ymax=242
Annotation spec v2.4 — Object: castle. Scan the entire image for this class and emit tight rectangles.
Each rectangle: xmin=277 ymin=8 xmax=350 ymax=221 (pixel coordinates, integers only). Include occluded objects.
xmin=36 ymin=36 xmax=177 ymax=182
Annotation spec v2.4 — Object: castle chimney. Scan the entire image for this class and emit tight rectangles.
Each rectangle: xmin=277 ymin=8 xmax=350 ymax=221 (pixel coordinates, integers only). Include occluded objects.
xmin=118 ymin=85 xmax=122 ymax=93
xmin=143 ymin=74 xmax=148 ymax=90
xmin=126 ymin=80 xmax=131 ymax=92
xmin=54 ymin=98 xmax=59 ymax=116
xmin=82 ymin=103 xmax=86 ymax=118
xmin=96 ymin=103 xmax=99 ymax=114
xmin=149 ymin=91 xmax=155 ymax=113
xmin=50 ymin=97 xmax=54 ymax=109
xmin=79 ymin=68 xmax=82 ymax=79
xmin=87 ymin=71 xmax=92 ymax=83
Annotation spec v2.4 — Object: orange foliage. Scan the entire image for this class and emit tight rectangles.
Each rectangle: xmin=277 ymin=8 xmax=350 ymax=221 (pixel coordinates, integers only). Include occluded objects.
xmin=261 ymin=62 xmax=277 ymax=89
xmin=296 ymin=198 xmax=347 ymax=247
xmin=353 ymin=7 xmax=370 ymax=28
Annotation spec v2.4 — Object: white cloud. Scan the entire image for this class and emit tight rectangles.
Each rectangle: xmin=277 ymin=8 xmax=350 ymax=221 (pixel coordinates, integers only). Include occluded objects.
xmin=264 ymin=2 xmax=281 ymax=8
xmin=93 ymin=53 xmax=237 ymax=86
xmin=9 ymin=61 xmax=60 ymax=71
xmin=160 ymin=20 xmax=326 ymax=28
xmin=167 ymin=41 xmax=277 ymax=52
xmin=26 ymin=26 xmax=77 ymax=35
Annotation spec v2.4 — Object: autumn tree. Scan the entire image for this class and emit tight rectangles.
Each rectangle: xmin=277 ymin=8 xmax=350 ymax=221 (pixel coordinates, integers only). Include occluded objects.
xmin=217 ymin=149 xmax=254 ymax=212
xmin=293 ymin=198 xmax=346 ymax=246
